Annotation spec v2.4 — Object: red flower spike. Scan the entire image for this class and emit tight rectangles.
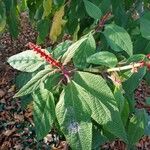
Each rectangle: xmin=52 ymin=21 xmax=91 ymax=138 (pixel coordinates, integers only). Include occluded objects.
xmin=146 ymin=54 xmax=150 ymax=59
xmin=139 ymin=61 xmax=145 ymax=67
xmin=27 ymin=42 xmax=62 ymax=68
xmin=146 ymin=63 xmax=150 ymax=71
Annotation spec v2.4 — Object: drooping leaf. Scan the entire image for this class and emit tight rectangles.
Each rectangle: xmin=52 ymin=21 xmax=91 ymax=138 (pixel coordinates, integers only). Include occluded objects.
xmin=73 ymin=71 xmax=127 ymax=142
xmin=49 ymin=6 xmax=65 ymax=42
xmin=56 ymin=81 xmax=92 ymax=150
xmin=14 ymin=68 xmax=52 ymax=97
xmin=87 ymin=51 xmax=118 ymax=68
xmin=33 ymin=84 xmax=55 ymax=140
xmin=103 ymin=24 xmax=133 ymax=56
xmin=4 ymin=0 xmax=19 ymax=38
xmin=7 ymin=50 xmax=45 ymax=72
xmin=123 ymin=67 xmax=146 ymax=111
xmin=37 ymin=18 xmax=50 ymax=44
xmin=73 ymin=33 xmax=96 ymax=68
xmin=42 ymin=0 xmax=52 ymax=18
xmin=121 ymin=100 xmax=129 ymax=126
xmin=15 ymin=72 xmax=33 ymax=108
xmin=62 ymin=37 xmax=87 ymax=65
xmin=127 ymin=110 xmax=146 ymax=147
xmin=123 ymin=67 xmax=146 ymax=94
xmin=92 ymin=126 xmax=108 ymax=149
xmin=140 ymin=12 xmax=150 ymax=40
xmin=83 ymin=0 xmax=102 ymax=19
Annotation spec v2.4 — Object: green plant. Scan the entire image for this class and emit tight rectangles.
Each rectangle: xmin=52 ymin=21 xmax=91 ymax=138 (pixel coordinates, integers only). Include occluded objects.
xmin=5 ymin=0 xmax=150 ymax=149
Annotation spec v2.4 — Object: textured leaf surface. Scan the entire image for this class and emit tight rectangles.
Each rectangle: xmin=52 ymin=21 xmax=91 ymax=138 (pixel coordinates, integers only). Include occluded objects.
xmin=7 ymin=50 xmax=45 ymax=72
xmin=104 ymin=24 xmax=133 ymax=56
xmin=73 ymin=33 xmax=96 ymax=68
xmin=33 ymin=84 xmax=55 ymax=140
xmin=73 ymin=71 xmax=127 ymax=142
xmin=53 ymin=40 xmax=72 ymax=59
xmin=56 ymin=82 xmax=92 ymax=150
xmin=14 ymin=68 xmax=52 ymax=97
xmin=62 ymin=37 xmax=87 ymax=65
xmin=83 ymin=0 xmax=102 ymax=19
xmin=140 ymin=12 xmax=150 ymax=40
xmin=123 ymin=67 xmax=146 ymax=94
xmin=44 ymin=72 xmax=61 ymax=91
xmin=50 ymin=6 xmax=65 ymax=42
xmin=87 ymin=51 xmax=118 ymax=68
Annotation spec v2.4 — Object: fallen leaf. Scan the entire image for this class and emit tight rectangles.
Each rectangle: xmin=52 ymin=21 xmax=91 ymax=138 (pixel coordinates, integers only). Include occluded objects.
xmin=3 ymin=127 xmax=16 ymax=137
xmin=0 ymin=89 xmax=5 ymax=98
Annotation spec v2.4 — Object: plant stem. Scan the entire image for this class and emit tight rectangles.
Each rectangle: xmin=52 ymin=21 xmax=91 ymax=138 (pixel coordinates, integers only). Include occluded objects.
xmin=106 ymin=62 xmax=143 ymax=72
xmin=83 ymin=62 xmax=144 ymax=73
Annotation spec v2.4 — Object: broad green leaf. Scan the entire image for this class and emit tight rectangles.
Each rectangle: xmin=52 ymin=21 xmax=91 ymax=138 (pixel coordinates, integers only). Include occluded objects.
xmin=56 ymin=82 xmax=92 ymax=150
xmin=140 ymin=12 xmax=150 ymax=40
xmin=4 ymin=0 xmax=19 ymax=38
xmin=87 ymin=51 xmax=118 ymax=68
xmin=37 ymin=18 xmax=50 ymax=44
xmin=14 ymin=68 xmax=52 ymax=97
xmin=53 ymin=40 xmax=72 ymax=59
xmin=121 ymin=100 xmax=129 ymax=125
xmin=62 ymin=37 xmax=87 ymax=65
xmin=92 ymin=128 xmax=108 ymax=149
xmin=111 ymin=0 xmax=128 ymax=27
xmin=49 ymin=6 xmax=65 ymax=42
xmin=123 ymin=68 xmax=146 ymax=111
xmin=127 ymin=110 xmax=146 ymax=147
xmin=33 ymin=84 xmax=55 ymax=140
xmin=134 ymin=36 xmax=150 ymax=54
xmin=73 ymin=33 xmax=96 ymax=68
xmin=123 ymin=67 xmax=146 ymax=94
xmin=15 ymin=72 xmax=33 ymax=108
xmin=44 ymin=72 xmax=61 ymax=91
xmin=7 ymin=50 xmax=45 ymax=72
xmin=73 ymin=71 xmax=127 ymax=142
xmin=42 ymin=0 xmax=52 ymax=18
xmin=83 ymin=0 xmax=102 ymax=19
xmin=100 ymin=0 xmax=111 ymax=14
xmin=0 ymin=1 xmax=6 ymax=32
xmin=103 ymin=24 xmax=133 ymax=56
